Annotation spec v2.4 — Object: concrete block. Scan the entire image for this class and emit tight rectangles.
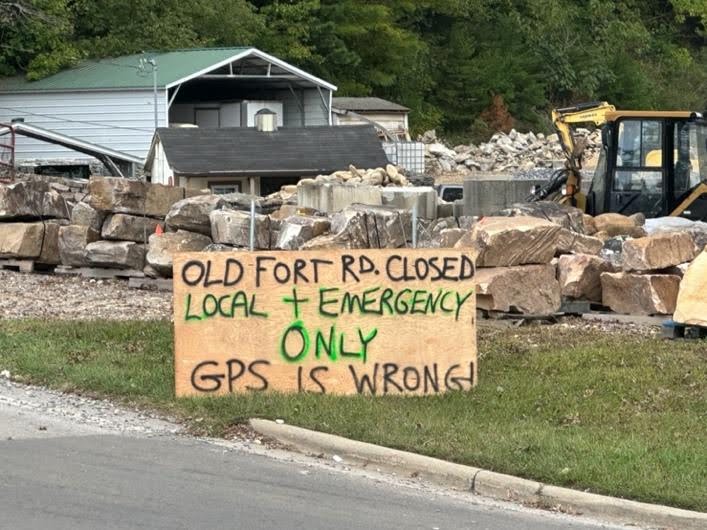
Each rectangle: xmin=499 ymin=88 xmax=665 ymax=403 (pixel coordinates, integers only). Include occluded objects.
xmin=463 ymin=177 xmax=549 ymax=217
xmin=297 ymin=182 xmax=382 ymax=213
xmin=381 ymin=186 xmax=437 ymax=219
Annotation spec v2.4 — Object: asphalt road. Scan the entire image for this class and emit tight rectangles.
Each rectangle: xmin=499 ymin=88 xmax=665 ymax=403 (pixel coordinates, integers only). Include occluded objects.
xmin=0 ymin=385 xmax=620 ymax=530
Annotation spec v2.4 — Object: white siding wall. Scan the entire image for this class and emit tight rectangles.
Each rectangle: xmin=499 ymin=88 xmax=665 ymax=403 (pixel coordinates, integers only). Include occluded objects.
xmin=0 ymin=89 xmax=167 ymax=161
xmin=149 ymin=140 xmax=173 ymax=185
xmin=304 ymin=88 xmax=330 ymax=126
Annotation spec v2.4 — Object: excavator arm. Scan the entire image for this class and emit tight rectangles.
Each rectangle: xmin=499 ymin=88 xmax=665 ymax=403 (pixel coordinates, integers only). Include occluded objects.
xmin=550 ymin=101 xmax=616 ymax=203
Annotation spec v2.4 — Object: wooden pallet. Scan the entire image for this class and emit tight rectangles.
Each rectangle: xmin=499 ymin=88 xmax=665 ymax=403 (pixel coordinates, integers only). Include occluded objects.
xmin=662 ymin=320 xmax=707 ymax=340
xmin=128 ymin=277 xmax=173 ymax=292
xmin=0 ymin=258 xmax=55 ymax=273
xmin=54 ymin=266 xmax=146 ymax=280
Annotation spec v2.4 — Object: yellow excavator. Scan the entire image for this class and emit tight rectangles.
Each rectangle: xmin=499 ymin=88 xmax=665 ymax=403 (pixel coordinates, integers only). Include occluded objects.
xmin=528 ymin=101 xmax=707 ymax=221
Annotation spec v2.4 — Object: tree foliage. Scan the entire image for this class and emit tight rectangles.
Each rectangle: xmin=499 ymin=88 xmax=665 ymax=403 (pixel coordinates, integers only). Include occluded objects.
xmin=1 ymin=0 xmax=704 ymax=138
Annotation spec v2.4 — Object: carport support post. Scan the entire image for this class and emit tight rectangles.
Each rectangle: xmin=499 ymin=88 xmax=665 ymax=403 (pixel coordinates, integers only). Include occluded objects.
xmin=249 ymin=199 xmax=256 ymax=251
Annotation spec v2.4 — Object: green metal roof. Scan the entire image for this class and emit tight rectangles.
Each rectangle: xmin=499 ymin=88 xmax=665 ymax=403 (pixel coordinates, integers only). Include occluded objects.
xmin=0 ymin=47 xmax=252 ymax=92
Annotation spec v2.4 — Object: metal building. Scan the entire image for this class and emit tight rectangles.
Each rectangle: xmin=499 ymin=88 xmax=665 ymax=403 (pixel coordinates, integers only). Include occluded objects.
xmin=0 ymin=48 xmax=336 ymax=174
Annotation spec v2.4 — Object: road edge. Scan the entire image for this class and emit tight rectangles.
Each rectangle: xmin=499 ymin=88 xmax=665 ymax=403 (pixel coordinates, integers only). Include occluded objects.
xmin=250 ymin=418 xmax=707 ymax=530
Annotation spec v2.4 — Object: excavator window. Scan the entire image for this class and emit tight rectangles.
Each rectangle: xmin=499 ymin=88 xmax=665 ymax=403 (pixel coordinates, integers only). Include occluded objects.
xmin=614 ymin=119 xmax=663 ymax=193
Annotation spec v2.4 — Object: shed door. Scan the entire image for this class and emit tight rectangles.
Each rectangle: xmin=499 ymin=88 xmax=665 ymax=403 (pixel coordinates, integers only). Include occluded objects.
xmin=195 ymin=108 xmax=220 ymax=128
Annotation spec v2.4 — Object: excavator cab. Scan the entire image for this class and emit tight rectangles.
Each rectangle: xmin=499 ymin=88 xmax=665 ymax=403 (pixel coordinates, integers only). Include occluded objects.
xmin=586 ymin=113 xmax=707 ymax=220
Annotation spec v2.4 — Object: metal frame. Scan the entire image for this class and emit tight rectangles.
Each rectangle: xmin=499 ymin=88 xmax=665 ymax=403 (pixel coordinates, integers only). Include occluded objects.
xmin=0 ymin=123 xmax=15 ymax=180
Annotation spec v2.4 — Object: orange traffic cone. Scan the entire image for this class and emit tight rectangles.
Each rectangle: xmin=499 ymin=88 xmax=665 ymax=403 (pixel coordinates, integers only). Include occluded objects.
xmin=155 ymin=224 xmax=164 ymax=236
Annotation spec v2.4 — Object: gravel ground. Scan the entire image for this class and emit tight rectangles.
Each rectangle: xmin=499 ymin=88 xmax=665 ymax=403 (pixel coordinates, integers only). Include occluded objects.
xmin=0 ymin=270 xmax=172 ymax=320
xmin=0 ymin=373 xmax=180 ymax=438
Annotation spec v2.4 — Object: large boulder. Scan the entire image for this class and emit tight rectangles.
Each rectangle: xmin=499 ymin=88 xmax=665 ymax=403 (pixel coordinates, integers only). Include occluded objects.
xmin=101 ymin=213 xmax=162 ymax=243
xmin=145 ymin=183 xmax=186 ymax=217
xmin=58 ymin=225 xmax=100 ymax=266
xmin=558 ymin=254 xmax=613 ymax=302
xmin=85 ymin=241 xmax=146 ymax=270
xmin=350 ymin=204 xmax=407 ymax=248
xmin=42 ymin=189 xmax=70 ymax=219
xmin=0 ymin=180 xmax=48 ymax=220
xmin=600 ymin=272 xmax=680 ymax=315
xmin=556 ymin=228 xmax=604 ymax=255
xmin=88 ymin=177 xmax=185 ymax=217
xmin=146 ymin=231 xmax=213 ymax=277
xmin=71 ymin=201 xmax=105 ymax=232
xmin=0 ymin=222 xmax=44 ymax=258
xmin=644 ymin=217 xmax=707 ymax=254
xmin=593 ymin=213 xmax=645 ymax=237
xmin=498 ymin=202 xmax=586 ymax=233
xmin=275 ymin=215 xmax=330 ymax=250
xmin=37 ymin=221 xmax=62 ymax=265
xmin=673 ymin=250 xmax=707 ymax=326
xmin=436 ymin=228 xmax=466 ymax=248
xmin=455 ymin=216 xmax=561 ymax=267
xmin=165 ymin=194 xmax=224 ymax=235
xmin=328 ymin=209 xmax=370 ymax=248
xmin=622 ymin=232 xmax=697 ymax=272
xmin=210 ymin=209 xmax=270 ymax=249
xmin=475 ymin=264 xmax=561 ymax=315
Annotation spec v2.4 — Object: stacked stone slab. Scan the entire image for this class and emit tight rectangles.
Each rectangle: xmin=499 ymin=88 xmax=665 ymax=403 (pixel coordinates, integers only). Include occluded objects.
xmin=452 ymin=215 xmax=563 ymax=315
xmin=57 ymin=176 xmax=207 ymax=272
xmin=600 ymin=232 xmax=697 ymax=315
xmin=0 ymin=179 xmax=71 ymax=265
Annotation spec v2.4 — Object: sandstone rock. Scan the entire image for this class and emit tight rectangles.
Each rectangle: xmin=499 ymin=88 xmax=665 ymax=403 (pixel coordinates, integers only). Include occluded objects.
xmin=622 ymin=232 xmax=696 ymax=272
xmin=556 ymin=228 xmax=604 ymax=255
xmin=146 ymin=230 xmax=213 ymax=276
xmin=558 ymin=254 xmax=613 ymax=302
xmin=38 ymin=221 xmax=62 ymax=265
xmin=300 ymin=233 xmax=354 ymax=250
xmin=70 ymin=202 xmax=105 ymax=232
xmin=498 ymin=202 xmax=586 ymax=233
xmin=204 ymin=243 xmax=238 ymax=252
xmin=58 ymin=225 xmax=100 ymax=266
xmin=437 ymin=228 xmax=466 ymax=248
xmin=165 ymin=194 xmax=224 ymax=235
xmin=88 ymin=177 xmax=145 ymax=214
xmin=0 ymin=181 xmax=48 ymax=220
xmin=593 ymin=213 xmax=645 ymax=237
xmin=350 ymin=204 xmax=406 ymax=248
xmin=456 ymin=216 xmax=561 ymax=267
xmin=210 ymin=209 xmax=270 ymax=249
xmin=673 ymin=251 xmax=707 ymax=326
xmin=329 ymin=209 xmax=369 ymax=248
xmin=583 ymin=214 xmax=597 ymax=235
xmin=269 ymin=204 xmax=300 ymax=221
xmin=276 ymin=215 xmax=330 ymax=250
xmin=88 ymin=177 xmax=185 ymax=217
xmin=101 ymin=214 xmax=162 ymax=243
xmin=475 ymin=264 xmax=561 ymax=315
xmin=600 ymin=272 xmax=680 ymax=315
xmin=42 ymin=189 xmax=70 ymax=219
xmin=145 ymin=183 xmax=186 ymax=217
xmin=0 ymin=222 xmax=44 ymax=258
xmin=85 ymin=240 xmax=146 ymax=270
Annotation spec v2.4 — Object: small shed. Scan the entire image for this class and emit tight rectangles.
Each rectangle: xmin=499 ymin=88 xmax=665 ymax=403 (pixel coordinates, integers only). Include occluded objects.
xmin=332 ymin=97 xmax=411 ymax=140
xmin=145 ymin=124 xmax=390 ymax=196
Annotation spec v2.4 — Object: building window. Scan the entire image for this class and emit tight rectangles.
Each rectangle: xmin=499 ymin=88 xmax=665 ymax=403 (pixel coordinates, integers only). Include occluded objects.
xmin=210 ymin=183 xmax=241 ymax=195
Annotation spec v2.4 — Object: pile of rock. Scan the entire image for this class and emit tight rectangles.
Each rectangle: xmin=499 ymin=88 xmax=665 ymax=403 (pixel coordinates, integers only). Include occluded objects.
xmin=58 ymin=177 xmax=192 ymax=273
xmin=0 ymin=180 xmax=72 ymax=266
xmin=420 ymin=128 xmax=601 ymax=175
xmin=298 ymin=164 xmax=410 ymax=188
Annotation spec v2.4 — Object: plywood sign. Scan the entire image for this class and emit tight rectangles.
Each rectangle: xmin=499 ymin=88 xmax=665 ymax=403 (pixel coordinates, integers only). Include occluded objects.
xmin=173 ymin=250 xmax=477 ymax=397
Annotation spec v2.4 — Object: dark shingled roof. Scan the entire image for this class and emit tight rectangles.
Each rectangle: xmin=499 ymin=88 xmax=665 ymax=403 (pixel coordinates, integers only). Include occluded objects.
xmin=151 ymin=125 xmax=389 ymax=177
xmin=332 ymin=97 xmax=410 ymax=113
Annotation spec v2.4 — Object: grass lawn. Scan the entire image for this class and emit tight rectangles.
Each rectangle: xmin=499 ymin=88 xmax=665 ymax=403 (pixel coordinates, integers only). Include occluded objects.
xmin=0 ymin=319 xmax=705 ymax=511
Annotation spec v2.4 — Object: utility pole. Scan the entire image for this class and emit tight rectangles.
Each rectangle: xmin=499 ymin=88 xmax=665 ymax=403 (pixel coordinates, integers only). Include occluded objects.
xmin=139 ymin=57 xmax=159 ymax=130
